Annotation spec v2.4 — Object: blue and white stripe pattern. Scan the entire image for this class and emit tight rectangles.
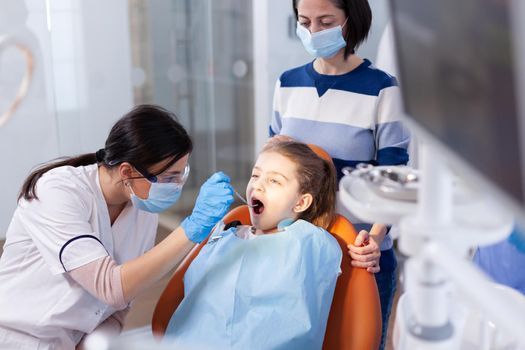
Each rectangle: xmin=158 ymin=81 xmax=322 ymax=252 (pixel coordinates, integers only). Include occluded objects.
xmin=270 ymin=59 xmax=410 ymax=181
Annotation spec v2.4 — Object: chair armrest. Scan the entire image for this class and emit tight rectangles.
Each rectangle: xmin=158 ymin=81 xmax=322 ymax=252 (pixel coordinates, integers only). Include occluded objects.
xmin=151 ymin=238 xmax=208 ymax=337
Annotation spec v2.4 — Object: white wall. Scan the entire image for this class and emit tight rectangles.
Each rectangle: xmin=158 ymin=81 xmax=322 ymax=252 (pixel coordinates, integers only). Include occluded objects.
xmin=357 ymin=0 xmax=390 ymax=63
xmin=253 ymin=0 xmax=310 ymax=156
xmin=0 ymin=0 xmax=59 ymax=238
xmin=50 ymin=0 xmax=134 ymax=154
xmin=0 ymin=0 xmax=133 ymax=238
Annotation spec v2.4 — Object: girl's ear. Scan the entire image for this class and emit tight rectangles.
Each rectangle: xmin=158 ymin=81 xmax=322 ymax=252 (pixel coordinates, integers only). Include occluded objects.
xmin=293 ymin=193 xmax=313 ymax=213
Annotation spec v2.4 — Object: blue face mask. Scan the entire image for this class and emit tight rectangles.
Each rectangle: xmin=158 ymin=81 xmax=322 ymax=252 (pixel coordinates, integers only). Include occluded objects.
xmin=129 ymin=182 xmax=182 ymax=213
xmin=296 ymin=19 xmax=348 ymax=58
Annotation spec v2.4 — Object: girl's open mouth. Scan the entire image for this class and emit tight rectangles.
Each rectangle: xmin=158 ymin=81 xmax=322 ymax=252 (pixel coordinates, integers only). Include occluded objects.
xmin=251 ymin=198 xmax=264 ymax=215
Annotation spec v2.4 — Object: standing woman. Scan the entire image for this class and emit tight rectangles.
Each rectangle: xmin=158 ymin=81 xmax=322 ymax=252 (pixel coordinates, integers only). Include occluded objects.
xmin=0 ymin=105 xmax=234 ymax=349
xmin=270 ymin=1 xmax=410 ymax=348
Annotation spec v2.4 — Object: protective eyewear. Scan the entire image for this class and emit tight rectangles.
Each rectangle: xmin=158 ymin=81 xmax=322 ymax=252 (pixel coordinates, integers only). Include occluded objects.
xmin=137 ymin=164 xmax=190 ymax=185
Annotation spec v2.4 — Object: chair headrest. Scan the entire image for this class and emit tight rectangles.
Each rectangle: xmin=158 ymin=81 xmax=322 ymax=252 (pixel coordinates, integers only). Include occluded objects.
xmin=307 ymin=143 xmax=332 ymax=164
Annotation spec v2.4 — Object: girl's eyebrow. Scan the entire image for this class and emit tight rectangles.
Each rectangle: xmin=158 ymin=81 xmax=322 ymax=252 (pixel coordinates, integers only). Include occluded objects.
xmin=253 ymin=166 xmax=289 ymax=180
xmin=267 ymin=171 xmax=289 ymax=181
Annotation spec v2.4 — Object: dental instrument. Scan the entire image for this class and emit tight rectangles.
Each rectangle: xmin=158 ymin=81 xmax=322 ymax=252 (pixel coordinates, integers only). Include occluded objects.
xmin=234 ymin=189 xmax=254 ymax=208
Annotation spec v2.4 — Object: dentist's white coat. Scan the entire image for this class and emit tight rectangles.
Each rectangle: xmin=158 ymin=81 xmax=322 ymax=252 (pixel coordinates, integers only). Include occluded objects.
xmin=0 ymin=164 xmax=157 ymax=349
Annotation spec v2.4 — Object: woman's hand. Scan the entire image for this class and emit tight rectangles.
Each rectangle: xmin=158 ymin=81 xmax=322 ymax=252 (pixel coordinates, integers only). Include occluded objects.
xmin=181 ymin=171 xmax=234 ymax=243
xmin=347 ymin=229 xmax=381 ymax=273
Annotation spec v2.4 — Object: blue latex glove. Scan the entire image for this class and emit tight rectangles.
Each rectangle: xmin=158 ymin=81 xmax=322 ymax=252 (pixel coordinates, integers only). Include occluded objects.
xmin=181 ymin=172 xmax=234 ymax=243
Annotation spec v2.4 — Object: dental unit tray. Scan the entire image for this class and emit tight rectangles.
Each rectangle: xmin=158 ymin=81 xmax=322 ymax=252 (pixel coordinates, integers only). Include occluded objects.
xmin=344 ymin=164 xmax=419 ymax=202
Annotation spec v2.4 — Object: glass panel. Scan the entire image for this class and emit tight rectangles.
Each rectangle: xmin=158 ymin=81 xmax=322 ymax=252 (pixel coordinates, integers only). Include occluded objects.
xmin=0 ymin=0 xmax=60 ymax=238
xmin=129 ymin=0 xmax=254 ymax=212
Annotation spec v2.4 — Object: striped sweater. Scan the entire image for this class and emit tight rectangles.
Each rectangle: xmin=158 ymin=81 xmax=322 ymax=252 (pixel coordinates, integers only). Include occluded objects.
xmin=270 ymin=59 xmax=410 ymax=181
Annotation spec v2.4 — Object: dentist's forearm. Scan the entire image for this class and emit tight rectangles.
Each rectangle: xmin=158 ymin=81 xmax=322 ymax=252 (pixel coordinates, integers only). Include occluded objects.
xmin=120 ymin=226 xmax=194 ymax=302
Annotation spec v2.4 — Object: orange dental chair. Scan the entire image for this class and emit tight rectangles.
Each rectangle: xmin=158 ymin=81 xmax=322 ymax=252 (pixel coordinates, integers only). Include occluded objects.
xmin=151 ymin=205 xmax=382 ymax=350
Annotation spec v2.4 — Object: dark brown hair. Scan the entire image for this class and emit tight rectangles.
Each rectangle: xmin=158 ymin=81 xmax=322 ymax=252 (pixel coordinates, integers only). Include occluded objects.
xmin=262 ymin=136 xmax=337 ymax=230
xmin=292 ymin=0 xmax=372 ymax=59
xmin=19 ymin=104 xmax=193 ymax=201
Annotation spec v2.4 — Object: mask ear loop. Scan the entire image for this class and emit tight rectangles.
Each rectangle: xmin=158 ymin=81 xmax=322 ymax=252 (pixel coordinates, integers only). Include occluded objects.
xmin=124 ymin=176 xmax=141 ymax=200
xmin=341 ymin=17 xmax=349 ymax=29
xmin=125 ymin=165 xmax=154 ymax=198
xmin=124 ymin=180 xmax=134 ymax=199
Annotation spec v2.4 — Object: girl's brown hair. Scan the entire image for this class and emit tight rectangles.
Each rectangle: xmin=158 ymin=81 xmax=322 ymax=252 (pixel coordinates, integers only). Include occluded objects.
xmin=262 ymin=136 xmax=337 ymax=230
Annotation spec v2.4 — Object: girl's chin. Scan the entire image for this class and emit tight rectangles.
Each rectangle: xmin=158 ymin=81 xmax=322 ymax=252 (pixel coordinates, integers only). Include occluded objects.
xmin=251 ymin=222 xmax=280 ymax=234
xmin=249 ymin=217 xmax=274 ymax=232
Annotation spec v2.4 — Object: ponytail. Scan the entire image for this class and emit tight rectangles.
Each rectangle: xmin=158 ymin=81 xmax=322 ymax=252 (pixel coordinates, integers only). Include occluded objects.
xmin=309 ymin=158 xmax=337 ymax=230
xmin=19 ymin=153 xmax=98 ymax=201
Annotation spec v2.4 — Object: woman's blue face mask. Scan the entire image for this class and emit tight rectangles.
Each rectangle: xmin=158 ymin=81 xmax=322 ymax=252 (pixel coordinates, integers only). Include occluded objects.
xmin=296 ymin=18 xmax=348 ymax=59
xmin=130 ymin=182 xmax=182 ymax=213
xmin=128 ymin=164 xmax=189 ymax=213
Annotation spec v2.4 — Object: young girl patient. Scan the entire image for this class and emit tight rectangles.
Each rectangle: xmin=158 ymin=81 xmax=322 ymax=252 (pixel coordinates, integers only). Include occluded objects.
xmin=164 ymin=136 xmax=342 ymax=350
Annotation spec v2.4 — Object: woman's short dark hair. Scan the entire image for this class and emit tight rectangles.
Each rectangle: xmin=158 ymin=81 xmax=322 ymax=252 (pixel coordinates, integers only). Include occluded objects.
xmin=292 ymin=0 xmax=372 ymax=59
xmin=19 ymin=104 xmax=193 ymax=201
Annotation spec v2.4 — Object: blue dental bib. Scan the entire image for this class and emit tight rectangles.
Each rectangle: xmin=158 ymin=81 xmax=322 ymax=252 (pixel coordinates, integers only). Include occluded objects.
xmin=164 ymin=219 xmax=342 ymax=350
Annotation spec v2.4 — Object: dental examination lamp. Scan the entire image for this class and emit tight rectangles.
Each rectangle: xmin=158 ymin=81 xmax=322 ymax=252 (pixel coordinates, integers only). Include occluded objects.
xmin=339 ymin=0 xmax=525 ymax=349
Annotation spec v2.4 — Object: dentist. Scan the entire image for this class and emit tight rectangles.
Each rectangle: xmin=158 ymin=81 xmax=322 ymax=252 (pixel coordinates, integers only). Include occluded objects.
xmin=0 ymin=105 xmax=234 ymax=349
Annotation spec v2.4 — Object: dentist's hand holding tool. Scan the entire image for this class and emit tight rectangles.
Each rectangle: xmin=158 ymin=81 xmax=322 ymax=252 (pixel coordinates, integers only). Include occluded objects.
xmin=181 ymin=172 xmax=235 ymax=243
